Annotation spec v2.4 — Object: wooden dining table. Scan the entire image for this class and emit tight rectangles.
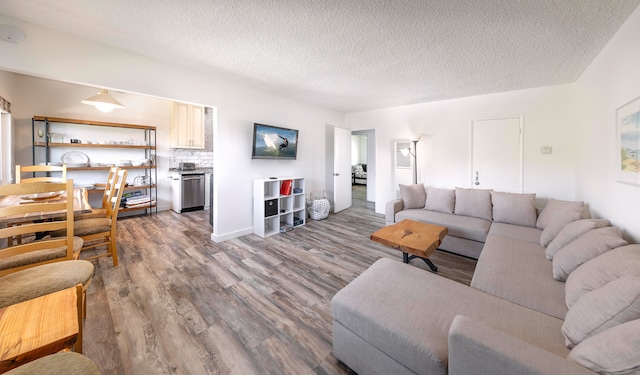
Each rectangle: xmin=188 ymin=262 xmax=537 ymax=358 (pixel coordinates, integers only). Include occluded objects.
xmin=0 ymin=187 xmax=92 ymax=225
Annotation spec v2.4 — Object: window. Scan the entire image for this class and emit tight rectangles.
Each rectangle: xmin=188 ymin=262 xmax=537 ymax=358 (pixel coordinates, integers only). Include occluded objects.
xmin=0 ymin=95 xmax=12 ymax=184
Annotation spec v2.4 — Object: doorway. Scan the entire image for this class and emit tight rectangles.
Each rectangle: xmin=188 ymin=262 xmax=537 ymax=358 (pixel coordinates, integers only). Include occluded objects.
xmin=351 ymin=129 xmax=376 ymax=208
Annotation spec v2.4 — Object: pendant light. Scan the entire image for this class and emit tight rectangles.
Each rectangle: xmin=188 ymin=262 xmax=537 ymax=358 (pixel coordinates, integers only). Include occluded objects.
xmin=81 ymin=89 xmax=125 ymax=112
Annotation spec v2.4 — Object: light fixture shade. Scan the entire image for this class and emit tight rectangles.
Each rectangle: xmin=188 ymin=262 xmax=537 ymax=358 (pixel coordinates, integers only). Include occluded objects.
xmin=81 ymin=89 xmax=125 ymax=112
xmin=409 ymin=135 xmax=422 ymax=142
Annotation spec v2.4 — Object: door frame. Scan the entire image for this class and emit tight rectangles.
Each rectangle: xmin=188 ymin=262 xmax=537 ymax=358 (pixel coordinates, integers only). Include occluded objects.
xmin=469 ymin=115 xmax=524 ymax=192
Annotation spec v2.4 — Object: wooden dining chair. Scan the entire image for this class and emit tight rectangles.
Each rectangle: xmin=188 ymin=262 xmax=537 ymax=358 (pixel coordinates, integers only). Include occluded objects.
xmin=74 ymin=166 xmax=119 ymax=220
xmin=15 ymin=164 xmax=67 ymax=183
xmin=52 ymin=169 xmax=128 ymax=266
xmin=0 ymin=180 xmax=83 ymax=277
xmin=0 ymin=271 xmax=93 ymax=355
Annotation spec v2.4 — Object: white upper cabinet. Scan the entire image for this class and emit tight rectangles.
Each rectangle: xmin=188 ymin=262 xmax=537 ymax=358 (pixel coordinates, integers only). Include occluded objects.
xmin=171 ymin=102 xmax=205 ymax=149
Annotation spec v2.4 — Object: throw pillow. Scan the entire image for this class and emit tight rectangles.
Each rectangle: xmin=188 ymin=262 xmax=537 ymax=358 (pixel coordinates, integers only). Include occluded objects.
xmin=562 ymin=274 xmax=640 ymax=348
xmin=539 ymin=210 xmax=583 ymax=249
xmin=424 ymin=186 xmax=455 ymax=214
xmin=399 ymin=184 xmax=426 ymax=209
xmin=454 ymin=187 xmax=492 ymax=221
xmin=565 ymin=244 xmax=640 ymax=308
xmin=568 ymin=319 xmax=640 ymax=375
xmin=552 ymin=226 xmax=627 ymax=281
xmin=490 ymin=191 xmax=537 ymax=227
xmin=536 ymin=198 xmax=585 ymax=229
xmin=545 ymin=219 xmax=610 ymax=260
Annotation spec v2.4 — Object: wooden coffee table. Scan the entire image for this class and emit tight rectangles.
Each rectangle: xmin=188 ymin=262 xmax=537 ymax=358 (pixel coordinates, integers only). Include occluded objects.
xmin=371 ymin=219 xmax=448 ymax=271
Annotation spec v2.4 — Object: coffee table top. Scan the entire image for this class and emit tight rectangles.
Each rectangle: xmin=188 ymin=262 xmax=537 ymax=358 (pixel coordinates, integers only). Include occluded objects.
xmin=371 ymin=219 xmax=448 ymax=259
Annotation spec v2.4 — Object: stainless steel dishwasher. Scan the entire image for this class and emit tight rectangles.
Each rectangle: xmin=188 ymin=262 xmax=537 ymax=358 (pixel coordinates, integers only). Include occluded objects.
xmin=181 ymin=173 xmax=205 ymax=212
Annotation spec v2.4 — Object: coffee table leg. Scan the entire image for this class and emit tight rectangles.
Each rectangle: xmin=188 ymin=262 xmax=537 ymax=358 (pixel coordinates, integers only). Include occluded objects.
xmin=424 ymin=259 xmax=438 ymax=272
xmin=402 ymin=252 xmax=438 ymax=272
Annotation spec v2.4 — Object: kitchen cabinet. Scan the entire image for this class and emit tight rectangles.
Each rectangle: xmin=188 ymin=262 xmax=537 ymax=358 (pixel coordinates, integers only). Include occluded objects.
xmin=171 ymin=102 xmax=205 ymax=149
xmin=31 ymin=116 xmax=157 ymax=215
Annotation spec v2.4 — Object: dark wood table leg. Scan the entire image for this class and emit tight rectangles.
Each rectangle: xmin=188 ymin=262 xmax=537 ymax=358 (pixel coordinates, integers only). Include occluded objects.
xmin=402 ymin=252 xmax=438 ymax=272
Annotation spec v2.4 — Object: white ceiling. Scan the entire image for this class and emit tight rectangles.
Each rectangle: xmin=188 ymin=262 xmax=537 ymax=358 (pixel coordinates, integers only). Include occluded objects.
xmin=0 ymin=0 xmax=638 ymax=113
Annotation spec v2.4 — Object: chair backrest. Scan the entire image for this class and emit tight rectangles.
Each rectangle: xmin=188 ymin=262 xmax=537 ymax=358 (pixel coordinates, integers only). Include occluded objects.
xmin=0 ymin=180 xmax=75 ymax=276
xmin=16 ymin=164 xmax=68 ymax=183
xmin=95 ymin=166 xmax=119 ymax=210
xmin=107 ymin=169 xmax=128 ymax=222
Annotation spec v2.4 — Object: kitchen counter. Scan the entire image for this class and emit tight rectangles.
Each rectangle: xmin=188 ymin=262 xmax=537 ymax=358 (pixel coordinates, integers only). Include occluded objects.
xmin=169 ymin=168 xmax=213 ymax=175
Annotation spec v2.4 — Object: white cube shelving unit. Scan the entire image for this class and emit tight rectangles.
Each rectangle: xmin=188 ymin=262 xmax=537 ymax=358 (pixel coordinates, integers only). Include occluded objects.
xmin=253 ymin=177 xmax=306 ymax=237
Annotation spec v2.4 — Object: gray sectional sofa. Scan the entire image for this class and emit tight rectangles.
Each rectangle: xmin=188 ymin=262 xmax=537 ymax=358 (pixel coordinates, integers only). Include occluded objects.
xmin=332 ymin=184 xmax=640 ymax=375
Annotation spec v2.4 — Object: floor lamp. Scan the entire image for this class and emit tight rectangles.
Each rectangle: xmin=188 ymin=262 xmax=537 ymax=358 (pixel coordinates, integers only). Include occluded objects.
xmin=402 ymin=135 xmax=422 ymax=184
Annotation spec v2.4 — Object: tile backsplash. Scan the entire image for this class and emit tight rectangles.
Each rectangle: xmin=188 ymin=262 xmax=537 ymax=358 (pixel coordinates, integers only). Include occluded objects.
xmin=172 ymin=149 xmax=213 ymax=168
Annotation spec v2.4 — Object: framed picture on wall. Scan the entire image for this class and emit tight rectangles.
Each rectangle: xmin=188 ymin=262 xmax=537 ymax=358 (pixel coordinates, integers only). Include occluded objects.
xmin=616 ymin=96 xmax=640 ymax=185
xmin=395 ymin=141 xmax=411 ymax=169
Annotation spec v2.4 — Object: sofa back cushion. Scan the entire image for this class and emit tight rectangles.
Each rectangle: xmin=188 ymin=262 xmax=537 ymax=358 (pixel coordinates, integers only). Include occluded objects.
xmin=399 ymin=184 xmax=426 ymax=209
xmin=490 ymin=191 xmax=537 ymax=227
xmin=562 ymin=274 xmax=640 ymax=348
xmin=454 ymin=187 xmax=492 ymax=221
xmin=424 ymin=187 xmax=455 ymax=214
xmin=565 ymin=244 xmax=640 ymax=308
xmin=536 ymin=199 xmax=585 ymax=229
xmin=539 ymin=210 xmax=583 ymax=248
xmin=568 ymin=319 xmax=640 ymax=375
xmin=545 ymin=219 xmax=610 ymax=260
xmin=552 ymin=226 xmax=628 ymax=281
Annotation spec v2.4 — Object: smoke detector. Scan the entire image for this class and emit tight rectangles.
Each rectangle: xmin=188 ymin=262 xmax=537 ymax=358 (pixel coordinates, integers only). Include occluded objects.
xmin=0 ymin=25 xmax=25 ymax=43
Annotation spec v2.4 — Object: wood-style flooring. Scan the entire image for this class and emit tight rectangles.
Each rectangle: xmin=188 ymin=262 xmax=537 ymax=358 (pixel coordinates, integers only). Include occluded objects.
xmin=83 ymin=185 xmax=476 ymax=374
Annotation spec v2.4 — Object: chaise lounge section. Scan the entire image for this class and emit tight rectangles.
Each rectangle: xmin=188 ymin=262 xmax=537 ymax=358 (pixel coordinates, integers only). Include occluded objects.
xmin=333 ymin=185 xmax=640 ymax=375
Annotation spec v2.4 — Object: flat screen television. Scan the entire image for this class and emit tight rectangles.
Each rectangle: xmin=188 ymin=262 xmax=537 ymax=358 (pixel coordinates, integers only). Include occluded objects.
xmin=251 ymin=123 xmax=299 ymax=160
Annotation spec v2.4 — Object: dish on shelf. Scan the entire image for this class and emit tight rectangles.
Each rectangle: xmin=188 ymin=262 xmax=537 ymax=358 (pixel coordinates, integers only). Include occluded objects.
xmin=67 ymin=162 xmax=88 ymax=168
xmin=20 ymin=191 xmax=63 ymax=201
xmin=61 ymin=151 xmax=90 ymax=165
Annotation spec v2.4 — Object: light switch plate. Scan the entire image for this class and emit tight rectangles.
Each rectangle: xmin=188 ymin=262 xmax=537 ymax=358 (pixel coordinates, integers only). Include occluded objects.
xmin=541 ymin=146 xmax=552 ymax=154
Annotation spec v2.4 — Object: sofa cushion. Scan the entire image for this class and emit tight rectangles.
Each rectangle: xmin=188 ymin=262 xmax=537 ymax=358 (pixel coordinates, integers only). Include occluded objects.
xmin=545 ymin=219 xmax=611 ymax=260
xmin=395 ymin=209 xmax=491 ymax=243
xmin=332 ymin=258 xmax=570 ymax=375
xmin=490 ymin=191 xmax=537 ymax=227
xmin=471 ymin=234 xmax=568 ymax=320
xmin=540 ymin=210 xmax=583 ymax=248
xmin=562 ymin=274 xmax=640 ymax=348
xmin=552 ymin=226 xmax=627 ymax=281
xmin=536 ymin=199 xmax=585 ymax=229
xmin=565 ymin=244 xmax=640 ymax=309
xmin=424 ymin=186 xmax=455 ymax=214
xmin=568 ymin=319 xmax=640 ymax=375
xmin=399 ymin=184 xmax=426 ymax=209
xmin=454 ymin=187 xmax=492 ymax=221
xmin=487 ymin=222 xmax=542 ymax=244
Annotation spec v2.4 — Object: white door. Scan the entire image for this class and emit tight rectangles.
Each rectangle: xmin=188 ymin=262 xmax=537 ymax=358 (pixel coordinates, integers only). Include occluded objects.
xmin=333 ymin=126 xmax=352 ymax=212
xmin=471 ymin=116 xmax=523 ymax=192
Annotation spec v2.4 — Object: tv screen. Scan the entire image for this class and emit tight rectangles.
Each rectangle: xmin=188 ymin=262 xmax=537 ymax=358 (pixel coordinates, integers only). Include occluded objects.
xmin=251 ymin=123 xmax=299 ymax=160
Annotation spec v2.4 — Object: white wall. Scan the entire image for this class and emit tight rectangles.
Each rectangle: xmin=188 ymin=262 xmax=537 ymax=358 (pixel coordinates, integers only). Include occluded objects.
xmin=346 ymin=84 xmax=577 ymax=213
xmin=0 ymin=15 xmax=344 ymax=241
xmin=350 ymin=134 xmax=367 ymax=165
xmin=574 ymin=5 xmax=640 ymax=243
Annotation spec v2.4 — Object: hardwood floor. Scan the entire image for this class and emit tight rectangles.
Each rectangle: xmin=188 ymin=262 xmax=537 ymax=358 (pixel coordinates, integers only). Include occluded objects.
xmin=83 ymin=185 xmax=476 ymax=374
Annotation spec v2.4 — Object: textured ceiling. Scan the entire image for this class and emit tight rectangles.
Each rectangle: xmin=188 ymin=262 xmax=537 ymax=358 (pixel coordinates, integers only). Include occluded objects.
xmin=0 ymin=0 xmax=638 ymax=112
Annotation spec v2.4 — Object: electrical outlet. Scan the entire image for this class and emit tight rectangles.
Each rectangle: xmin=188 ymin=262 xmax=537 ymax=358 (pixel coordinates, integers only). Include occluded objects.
xmin=540 ymin=146 xmax=552 ymax=154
